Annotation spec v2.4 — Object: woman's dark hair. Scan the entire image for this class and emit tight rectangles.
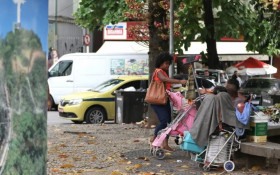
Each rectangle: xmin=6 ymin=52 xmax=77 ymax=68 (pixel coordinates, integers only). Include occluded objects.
xmin=226 ymin=78 xmax=239 ymax=98
xmin=155 ymin=52 xmax=173 ymax=68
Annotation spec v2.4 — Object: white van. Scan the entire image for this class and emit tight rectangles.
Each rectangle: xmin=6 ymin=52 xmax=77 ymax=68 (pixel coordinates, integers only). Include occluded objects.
xmin=48 ymin=52 xmax=148 ymax=106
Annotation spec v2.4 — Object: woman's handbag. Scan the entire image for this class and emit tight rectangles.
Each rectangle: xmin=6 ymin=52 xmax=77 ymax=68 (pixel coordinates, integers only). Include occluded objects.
xmin=145 ymin=69 xmax=167 ymax=105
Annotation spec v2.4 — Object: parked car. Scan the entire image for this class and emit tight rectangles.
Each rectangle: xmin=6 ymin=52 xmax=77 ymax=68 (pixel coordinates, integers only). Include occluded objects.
xmin=195 ymin=69 xmax=229 ymax=86
xmin=48 ymin=52 xmax=148 ymax=107
xmin=58 ymin=75 xmax=148 ymax=124
xmin=239 ymin=77 xmax=280 ymax=105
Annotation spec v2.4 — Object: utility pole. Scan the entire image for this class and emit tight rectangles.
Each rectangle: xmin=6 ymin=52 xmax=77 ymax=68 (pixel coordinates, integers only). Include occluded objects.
xmin=55 ymin=0 xmax=58 ymax=50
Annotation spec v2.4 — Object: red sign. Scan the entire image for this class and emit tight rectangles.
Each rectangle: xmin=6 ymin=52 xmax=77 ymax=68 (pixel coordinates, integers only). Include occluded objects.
xmin=83 ymin=34 xmax=90 ymax=46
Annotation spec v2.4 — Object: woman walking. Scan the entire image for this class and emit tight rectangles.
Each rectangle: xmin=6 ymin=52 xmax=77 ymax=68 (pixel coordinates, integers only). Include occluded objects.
xmin=150 ymin=52 xmax=187 ymax=151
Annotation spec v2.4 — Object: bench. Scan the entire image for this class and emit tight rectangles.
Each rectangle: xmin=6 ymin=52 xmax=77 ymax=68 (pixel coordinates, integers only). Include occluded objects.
xmin=240 ymin=141 xmax=280 ymax=174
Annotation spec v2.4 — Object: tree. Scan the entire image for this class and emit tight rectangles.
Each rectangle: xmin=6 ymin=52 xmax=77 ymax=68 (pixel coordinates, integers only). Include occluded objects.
xmin=245 ymin=0 xmax=280 ymax=56
xmin=74 ymin=0 xmax=262 ymax=69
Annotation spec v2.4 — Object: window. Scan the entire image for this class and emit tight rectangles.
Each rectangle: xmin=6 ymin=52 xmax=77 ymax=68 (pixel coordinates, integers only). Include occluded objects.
xmin=117 ymin=80 xmax=148 ymax=90
xmin=49 ymin=61 xmax=73 ymax=77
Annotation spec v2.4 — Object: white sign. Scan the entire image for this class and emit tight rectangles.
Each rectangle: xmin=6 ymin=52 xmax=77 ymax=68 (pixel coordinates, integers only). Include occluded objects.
xmin=103 ymin=22 xmax=127 ymax=40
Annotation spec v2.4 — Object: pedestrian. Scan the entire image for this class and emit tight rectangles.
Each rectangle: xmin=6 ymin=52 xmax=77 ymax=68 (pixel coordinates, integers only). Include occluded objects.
xmin=232 ymin=71 xmax=242 ymax=87
xmin=225 ymin=78 xmax=246 ymax=107
xmin=149 ymin=52 xmax=187 ymax=152
xmin=204 ymin=69 xmax=210 ymax=76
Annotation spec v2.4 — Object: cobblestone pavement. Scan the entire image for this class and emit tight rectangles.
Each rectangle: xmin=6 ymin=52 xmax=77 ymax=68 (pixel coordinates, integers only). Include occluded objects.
xmin=47 ymin=123 xmax=277 ymax=175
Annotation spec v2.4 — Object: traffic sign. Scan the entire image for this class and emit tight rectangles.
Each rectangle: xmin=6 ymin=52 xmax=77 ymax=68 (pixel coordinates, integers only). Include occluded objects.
xmin=83 ymin=34 xmax=90 ymax=46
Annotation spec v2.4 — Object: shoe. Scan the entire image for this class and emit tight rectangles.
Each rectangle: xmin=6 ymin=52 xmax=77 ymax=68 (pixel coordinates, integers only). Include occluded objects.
xmin=161 ymin=146 xmax=174 ymax=152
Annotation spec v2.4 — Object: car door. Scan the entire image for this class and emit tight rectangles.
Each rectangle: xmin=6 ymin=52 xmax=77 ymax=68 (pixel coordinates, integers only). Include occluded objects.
xmin=48 ymin=60 xmax=74 ymax=105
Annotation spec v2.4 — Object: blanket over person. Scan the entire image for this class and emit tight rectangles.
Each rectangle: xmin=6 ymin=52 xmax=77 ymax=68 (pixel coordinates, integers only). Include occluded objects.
xmin=189 ymin=92 xmax=250 ymax=147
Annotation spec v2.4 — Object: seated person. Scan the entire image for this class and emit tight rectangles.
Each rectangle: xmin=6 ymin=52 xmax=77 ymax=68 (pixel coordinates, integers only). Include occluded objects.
xmin=189 ymin=80 xmax=250 ymax=147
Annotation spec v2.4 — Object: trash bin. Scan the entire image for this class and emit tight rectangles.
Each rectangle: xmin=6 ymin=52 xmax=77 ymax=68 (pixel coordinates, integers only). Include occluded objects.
xmin=115 ymin=90 xmax=146 ymax=124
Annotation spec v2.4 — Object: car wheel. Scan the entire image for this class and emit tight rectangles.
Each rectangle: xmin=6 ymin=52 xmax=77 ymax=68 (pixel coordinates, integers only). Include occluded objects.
xmin=85 ymin=107 xmax=106 ymax=124
xmin=49 ymin=95 xmax=58 ymax=111
xmin=71 ymin=120 xmax=84 ymax=124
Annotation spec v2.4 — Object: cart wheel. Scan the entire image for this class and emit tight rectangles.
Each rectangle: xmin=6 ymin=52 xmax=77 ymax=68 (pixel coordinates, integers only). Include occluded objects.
xmin=203 ymin=165 xmax=210 ymax=172
xmin=224 ymin=160 xmax=235 ymax=172
xmin=154 ymin=149 xmax=165 ymax=160
xmin=197 ymin=163 xmax=203 ymax=168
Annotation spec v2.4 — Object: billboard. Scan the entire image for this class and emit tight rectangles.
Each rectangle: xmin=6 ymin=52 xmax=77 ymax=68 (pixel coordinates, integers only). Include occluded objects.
xmin=0 ymin=0 xmax=48 ymax=174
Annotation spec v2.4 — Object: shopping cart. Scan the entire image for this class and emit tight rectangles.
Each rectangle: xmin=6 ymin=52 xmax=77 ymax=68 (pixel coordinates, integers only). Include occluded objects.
xmin=182 ymin=128 xmax=240 ymax=172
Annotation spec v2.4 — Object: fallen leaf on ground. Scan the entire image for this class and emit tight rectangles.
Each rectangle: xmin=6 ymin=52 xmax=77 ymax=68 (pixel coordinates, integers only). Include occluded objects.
xmin=58 ymin=154 xmax=69 ymax=158
xmin=133 ymin=164 xmax=142 ymax=169
xmin=251 ymin=165 xmax=262 ymax=171
xmin=137 ymin=156 xmax=149 ymax=161
xmin=111 ymin=170 xmax=124 ymax=175
xmin=141 ymin=172 xmax=155 ymax=175
xmin=60 ymin=164 xmax=74 ymax=168
xmin=50 ymin=168 xmax=60 ymax=172
xmin=180 ymin=165 xmax=189 ymax=168
xmin=59 ymin=143 xmax=67 ymax=147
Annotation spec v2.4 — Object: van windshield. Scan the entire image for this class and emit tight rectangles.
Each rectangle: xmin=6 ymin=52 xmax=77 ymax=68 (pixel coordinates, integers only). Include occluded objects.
xmin=90 ymin=79 xmax=124 ymax=92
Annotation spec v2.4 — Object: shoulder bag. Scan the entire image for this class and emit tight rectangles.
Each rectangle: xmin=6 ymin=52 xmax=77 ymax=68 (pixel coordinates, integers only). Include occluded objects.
xmin=144 ymin=69 xmax=167 ymax=105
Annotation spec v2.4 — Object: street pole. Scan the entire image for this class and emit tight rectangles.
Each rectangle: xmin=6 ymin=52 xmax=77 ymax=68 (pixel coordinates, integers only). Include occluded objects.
xmin=55 ymin=0 xmax=58 ymax=50
xmin=169 ymin=0 xmax=174 ymax=77
xmin=270 ymin=56 xmax=273 ymax=78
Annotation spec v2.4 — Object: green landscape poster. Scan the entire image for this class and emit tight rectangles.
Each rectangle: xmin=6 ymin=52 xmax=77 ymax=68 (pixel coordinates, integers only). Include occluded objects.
xmin=0 ymin=0 xmax=48 ymax=174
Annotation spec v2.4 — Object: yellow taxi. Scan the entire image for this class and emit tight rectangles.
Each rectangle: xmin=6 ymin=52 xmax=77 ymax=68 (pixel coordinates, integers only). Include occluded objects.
xmin=58 ymin=75 xmax=148 ymax=124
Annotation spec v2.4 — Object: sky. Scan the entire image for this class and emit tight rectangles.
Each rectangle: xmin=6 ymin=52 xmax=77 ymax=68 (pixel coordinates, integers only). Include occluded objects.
xmin=0 ymin=0 xmax=48 ymax=53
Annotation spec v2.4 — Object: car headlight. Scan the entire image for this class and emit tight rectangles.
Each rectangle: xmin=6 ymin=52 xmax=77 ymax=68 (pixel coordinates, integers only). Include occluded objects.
xmin=68 ymin=99 xmax=83 ymax=105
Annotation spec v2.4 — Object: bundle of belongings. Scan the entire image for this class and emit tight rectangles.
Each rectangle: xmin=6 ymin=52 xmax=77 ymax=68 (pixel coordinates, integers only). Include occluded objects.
xmin=189 ymin=92 xmax=250 ymax=148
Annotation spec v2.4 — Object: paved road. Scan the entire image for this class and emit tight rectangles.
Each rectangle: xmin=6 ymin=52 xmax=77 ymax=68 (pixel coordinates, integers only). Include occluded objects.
xmin=47 ymin=111 xmax=115 ymax=125
xmin=47 ymin=111 xmax=72 ymax=125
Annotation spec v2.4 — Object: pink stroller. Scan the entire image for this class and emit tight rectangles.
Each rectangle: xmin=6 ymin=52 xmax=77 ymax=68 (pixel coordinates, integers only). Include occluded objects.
xmin=150 ymin=90 xmax=197 ymax=159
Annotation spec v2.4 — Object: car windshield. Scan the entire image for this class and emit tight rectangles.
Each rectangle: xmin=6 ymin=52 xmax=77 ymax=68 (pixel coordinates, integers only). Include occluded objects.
xmin=196 ymin=70 xmax=218 ymax=82
xmin=90 ymin=79 xmax=124 ymax=93
xmin=244 ymin=79 xmax=275 ymax=89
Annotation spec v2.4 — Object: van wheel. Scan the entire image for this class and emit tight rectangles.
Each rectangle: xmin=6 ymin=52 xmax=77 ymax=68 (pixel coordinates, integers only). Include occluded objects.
xmin=85 ymin=107 xmax=106 ymax=124
xmin=49 ymin=95 xmax=58 ymax=111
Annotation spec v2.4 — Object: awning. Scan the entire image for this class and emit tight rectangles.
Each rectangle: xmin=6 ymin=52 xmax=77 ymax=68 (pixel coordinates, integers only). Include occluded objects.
xmin=218 ymin=54 xmax=268 ymax=61
xmin=97 ymin=41 xmax=148 ymax=54
xmin=182 ymin=41 xmax=269 ymax=61
xmin=97 ymin=41 xmax=268 ymax=61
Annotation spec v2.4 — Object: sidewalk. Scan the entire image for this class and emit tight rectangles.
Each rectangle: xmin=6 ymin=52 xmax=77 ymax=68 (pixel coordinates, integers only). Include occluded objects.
xmin=47 ymin=123 xmax=278 ymax=175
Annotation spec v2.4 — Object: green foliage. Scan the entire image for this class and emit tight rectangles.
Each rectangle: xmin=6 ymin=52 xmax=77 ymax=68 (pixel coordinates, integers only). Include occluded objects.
xmin=74 ymin=0 xmax=127 ymax=30
xmin=0 ymin=29 xmax=47 ymax=175
xmin=245 ymin=0 xmax=280 ymax=56
xmin=74 ymin=0 xmax=280 ymax=62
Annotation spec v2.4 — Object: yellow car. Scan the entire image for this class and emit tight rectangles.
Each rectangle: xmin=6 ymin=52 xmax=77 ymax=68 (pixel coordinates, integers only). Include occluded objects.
xmin=58 ymin=75 xmax=148 ymax=124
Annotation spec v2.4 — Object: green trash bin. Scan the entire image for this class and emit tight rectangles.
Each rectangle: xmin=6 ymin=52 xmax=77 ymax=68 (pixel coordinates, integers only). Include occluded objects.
xmin=115 ymin=90 xmax=146 ymax=124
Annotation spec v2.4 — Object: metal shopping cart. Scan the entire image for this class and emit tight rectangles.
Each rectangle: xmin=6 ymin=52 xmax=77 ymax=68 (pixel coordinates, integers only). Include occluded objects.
xmin=183 ymin=128 xmax=240 ymax=172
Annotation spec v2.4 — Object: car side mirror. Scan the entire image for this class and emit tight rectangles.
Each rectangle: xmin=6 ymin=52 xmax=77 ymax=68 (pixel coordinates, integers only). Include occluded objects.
xmin=112 ymin=91 xmax=116 ymax=96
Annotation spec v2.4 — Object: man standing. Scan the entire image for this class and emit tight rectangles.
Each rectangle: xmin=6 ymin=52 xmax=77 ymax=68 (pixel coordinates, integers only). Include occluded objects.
xmin=232 ymin=71 xmax=242 ymax=87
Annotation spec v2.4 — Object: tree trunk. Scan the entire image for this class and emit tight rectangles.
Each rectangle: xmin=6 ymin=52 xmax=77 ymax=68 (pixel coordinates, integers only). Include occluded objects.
xmin=203 ymin=0 xmax=220 ymax=69
xmin=146 ymin=0 xmax=169 ymax=126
